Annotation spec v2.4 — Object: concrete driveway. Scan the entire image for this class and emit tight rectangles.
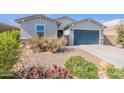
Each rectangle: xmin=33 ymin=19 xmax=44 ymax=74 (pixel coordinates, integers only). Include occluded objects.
xmin=79 ymin=45 xmax=124 ymax=69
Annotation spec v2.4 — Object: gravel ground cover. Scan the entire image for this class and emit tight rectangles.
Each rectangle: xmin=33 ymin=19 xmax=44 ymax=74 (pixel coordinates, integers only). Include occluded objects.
xmin=18 ymin=45 xmax=86 ymax=68
xmin=15 ymin=45 xmax=113 ymax=79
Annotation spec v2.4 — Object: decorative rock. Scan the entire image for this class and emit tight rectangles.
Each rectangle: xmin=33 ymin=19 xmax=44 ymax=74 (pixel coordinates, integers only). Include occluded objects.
xmin=99 ymin=61 xmax=114 ymax=70
xmin=16 ymin=45 xmax=111 ymax=79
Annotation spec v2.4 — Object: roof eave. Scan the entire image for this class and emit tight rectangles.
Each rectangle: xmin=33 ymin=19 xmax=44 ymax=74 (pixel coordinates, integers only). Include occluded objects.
xmin=15 ymin=14 xmax=61 ymax=25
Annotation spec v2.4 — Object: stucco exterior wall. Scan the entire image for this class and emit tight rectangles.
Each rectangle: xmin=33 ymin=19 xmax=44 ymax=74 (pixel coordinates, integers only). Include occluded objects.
xmin=103 ymin=26 xmax=117 ymax=45
xmin=72 ymin=21 xmax=102 ymax=30
xmin=20 ymin=18 xmax=58 ymax=39
xmin=68 ymin=21 xmax=104 ymax=45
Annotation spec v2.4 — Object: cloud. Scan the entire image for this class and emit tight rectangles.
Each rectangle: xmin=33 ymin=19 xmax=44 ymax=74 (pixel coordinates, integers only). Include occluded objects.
xmin=99 ymin=20 xmax=105 ymax=23
xmin=103 ymin=19 xmax=124 ymax=26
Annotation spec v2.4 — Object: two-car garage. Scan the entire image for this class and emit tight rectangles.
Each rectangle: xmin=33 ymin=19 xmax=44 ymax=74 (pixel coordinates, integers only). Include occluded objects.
xmin=66 ymin=18 xmax=105 ymax=45
xmin=74 ymin=30 xmax=99 ymax=45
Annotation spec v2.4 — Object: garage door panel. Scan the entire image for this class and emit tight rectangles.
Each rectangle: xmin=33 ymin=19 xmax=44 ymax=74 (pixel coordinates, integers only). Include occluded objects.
xmin=74 ymin=30 xmax=99 ymax=45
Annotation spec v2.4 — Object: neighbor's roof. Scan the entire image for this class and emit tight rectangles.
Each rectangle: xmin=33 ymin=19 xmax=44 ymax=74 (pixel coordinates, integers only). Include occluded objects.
xmin=15 ymin=14 xmax=61 ymax=25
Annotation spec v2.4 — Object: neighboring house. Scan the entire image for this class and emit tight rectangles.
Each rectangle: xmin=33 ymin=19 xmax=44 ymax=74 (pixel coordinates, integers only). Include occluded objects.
xmin=0 ymin=22 xmax=19 ymax=33
xmin=15 ymin=14 xmax=106 ymax=45
xmin=104 ymin=26 xmax=117 ymax=45
xmin=103 ymin=19 xmax=124 ymax=45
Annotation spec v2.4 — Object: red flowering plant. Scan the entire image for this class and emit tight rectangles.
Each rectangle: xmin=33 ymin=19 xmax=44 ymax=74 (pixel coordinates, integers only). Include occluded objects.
xmin=16 ymin=64 xmax=73 ymax=79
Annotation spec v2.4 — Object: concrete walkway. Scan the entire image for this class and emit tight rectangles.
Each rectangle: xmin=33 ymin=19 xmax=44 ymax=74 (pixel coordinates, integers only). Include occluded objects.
xmin=79 ymin=45 xmax=124 ymax=69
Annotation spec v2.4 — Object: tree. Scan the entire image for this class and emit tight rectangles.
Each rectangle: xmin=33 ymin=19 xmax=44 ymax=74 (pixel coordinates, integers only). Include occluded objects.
xmin=116 ymin=20 xmax=124 ymax=47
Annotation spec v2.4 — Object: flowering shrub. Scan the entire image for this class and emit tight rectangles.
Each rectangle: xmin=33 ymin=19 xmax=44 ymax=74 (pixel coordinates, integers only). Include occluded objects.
xmin=15 ymin=65 xmax=73 ymax=79
xmin=16 ymin=66 xmax=45 ymax=79
xmin=45 ymin=65 xmax=73 ymax=79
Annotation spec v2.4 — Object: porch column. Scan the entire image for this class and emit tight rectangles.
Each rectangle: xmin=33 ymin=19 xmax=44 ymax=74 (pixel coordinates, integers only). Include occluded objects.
xmin=69 ymin=29 xmax=74 ymax=45
xmin=99 ymin=30 xmax=104 ymax=45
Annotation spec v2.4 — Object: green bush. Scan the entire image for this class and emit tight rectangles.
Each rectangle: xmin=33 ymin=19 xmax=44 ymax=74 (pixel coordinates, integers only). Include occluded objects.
xmin=29 ymin=37 xmax=67 ymax=53
xmin=0 ymin=30 xmax=20 ymax=78
xmin=116 ymin=20 xmax=124 ymax=46
xmin=107 ymin=67 xmax=124 ymax=79
xmin=65 ymin=56 xmax=99 ymax=79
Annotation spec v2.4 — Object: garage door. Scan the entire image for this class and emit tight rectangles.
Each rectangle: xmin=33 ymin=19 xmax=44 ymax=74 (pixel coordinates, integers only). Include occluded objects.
xmin=74 ymin=30 xmax=99 ymax=45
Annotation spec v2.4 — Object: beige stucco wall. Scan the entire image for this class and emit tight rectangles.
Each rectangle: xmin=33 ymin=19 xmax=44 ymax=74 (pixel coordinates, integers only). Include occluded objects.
xmin=20 ymin=18 xmax=58 ymax=39
xmin=104 ymin=26 xmax=118 ymax=45
xmin=104 ymin=26 xmax=117 ymax=36
xmin=72 ymin=21 xmax=102 ymax=30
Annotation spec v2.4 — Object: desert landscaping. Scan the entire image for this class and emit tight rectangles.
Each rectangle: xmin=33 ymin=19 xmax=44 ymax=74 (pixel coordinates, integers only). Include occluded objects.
xmin=0 ymin=15 xmax=124 ymax=79
xmin=0 ymin=30 xmax=116 ymax=79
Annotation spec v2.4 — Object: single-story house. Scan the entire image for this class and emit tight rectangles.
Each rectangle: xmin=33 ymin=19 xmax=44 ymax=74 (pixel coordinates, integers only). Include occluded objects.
xmin=15 ymin=14 xmax=106 ymax=45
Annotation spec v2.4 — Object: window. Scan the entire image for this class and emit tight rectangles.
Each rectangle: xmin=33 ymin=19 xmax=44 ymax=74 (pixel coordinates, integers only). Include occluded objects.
xmin=36 ymin=24 xmax=45 ymax=36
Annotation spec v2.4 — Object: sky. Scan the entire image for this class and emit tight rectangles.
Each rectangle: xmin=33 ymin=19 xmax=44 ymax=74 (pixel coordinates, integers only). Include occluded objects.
xmin=0 ymin=14 xmax=124 ymax=26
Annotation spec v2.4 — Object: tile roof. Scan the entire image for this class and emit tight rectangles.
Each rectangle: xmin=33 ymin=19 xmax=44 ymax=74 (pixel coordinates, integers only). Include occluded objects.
xmin=15 ymin=15 xmax=106 ymax=30
xmin=15 ymin=14 xmax=61 ymax=25
xmin=73 ymin=18 xmax=106 ymax=28
xmin=56 ymin=16 xmax=76 ymax=21
xmin=56 ymin=16 xmax=75 ymax=30
xmin=63 ymin=18 xmax=106 ymax=29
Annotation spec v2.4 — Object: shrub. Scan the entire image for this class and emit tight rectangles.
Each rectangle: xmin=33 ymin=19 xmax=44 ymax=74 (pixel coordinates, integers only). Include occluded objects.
xmin=15 ymin=65 xmax=73 ymax=79
xmin=65 ymin=56 xmax=99 ymax=79
xmin=29 ymin=37 xmax=67 ymax=53
xmin=16 ymin=66 xmax=45 ymax=79
xmin=107 ymin=67 xmax=124 ymax=79
xmin=45 ymin=65 xmax=73 ymax=79
xmin=0 ymin=30 xmax=20 ymax=78
xmin=28 ymin=36 xmax=40 ymax=52
xmin=116 ymin=20 xmax=124 ymax=46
